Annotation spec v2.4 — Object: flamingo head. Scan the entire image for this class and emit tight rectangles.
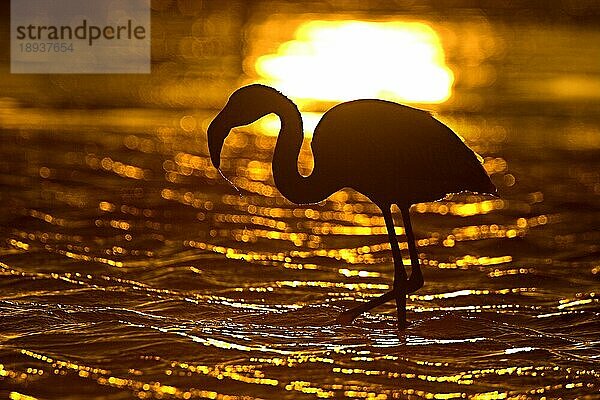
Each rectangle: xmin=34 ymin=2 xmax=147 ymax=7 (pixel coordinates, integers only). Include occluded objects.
xmin=208 ymin=85 xmax=278 ymax=169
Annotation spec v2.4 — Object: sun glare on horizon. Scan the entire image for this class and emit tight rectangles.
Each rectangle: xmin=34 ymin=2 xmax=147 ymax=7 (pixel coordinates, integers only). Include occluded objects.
xmin=254 ymin=20 xmax=455 ymax=106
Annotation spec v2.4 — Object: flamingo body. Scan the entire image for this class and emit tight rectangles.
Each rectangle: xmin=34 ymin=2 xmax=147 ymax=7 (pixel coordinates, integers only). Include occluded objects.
xmin=309 ymin=99 xmax=495 ymax=206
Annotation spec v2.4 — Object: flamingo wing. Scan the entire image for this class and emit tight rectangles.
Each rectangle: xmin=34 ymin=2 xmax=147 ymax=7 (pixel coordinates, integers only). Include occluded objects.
xmin=309 ymin=100 xmax=495 ymax=204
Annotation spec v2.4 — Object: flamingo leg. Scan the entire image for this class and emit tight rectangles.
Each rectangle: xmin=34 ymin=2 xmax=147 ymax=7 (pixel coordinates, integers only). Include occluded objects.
xmin=335 ymin=290 xmax=396 ymax=324
xmin=336 ymin=207 xmax=411 ymax=328
xmin=382 ymin=208 xmax=408 ymax=330
xmin=400 ymin=206 xmax=424 ymax=291
xmin=335 ymin=284 xmax=424 ymax=324
xmin=336 ymin=207 xmax=424 ymax=327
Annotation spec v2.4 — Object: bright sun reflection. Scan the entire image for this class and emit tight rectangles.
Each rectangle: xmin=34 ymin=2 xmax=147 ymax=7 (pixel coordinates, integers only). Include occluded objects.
xmin=255 ymin=20 xmax=454 ymax=105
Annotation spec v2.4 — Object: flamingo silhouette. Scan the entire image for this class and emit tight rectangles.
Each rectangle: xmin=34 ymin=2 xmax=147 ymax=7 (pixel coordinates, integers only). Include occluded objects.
xmin=208 ymin=84 xmax=496 ymax=330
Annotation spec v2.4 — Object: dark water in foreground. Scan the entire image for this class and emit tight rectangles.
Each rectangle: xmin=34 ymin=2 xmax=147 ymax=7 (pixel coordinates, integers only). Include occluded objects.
xmin=1 ymin=16 xmax=600 ymax=400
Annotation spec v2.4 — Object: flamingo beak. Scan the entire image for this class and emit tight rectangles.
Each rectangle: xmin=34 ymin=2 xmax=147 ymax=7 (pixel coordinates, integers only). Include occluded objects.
xmin=207 ymin=113 xmax=230 ymax=169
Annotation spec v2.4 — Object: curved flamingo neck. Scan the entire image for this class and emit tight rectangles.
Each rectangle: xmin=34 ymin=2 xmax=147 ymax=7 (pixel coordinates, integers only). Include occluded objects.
xmin=265 ymin=90 xmax=333 ymax=204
